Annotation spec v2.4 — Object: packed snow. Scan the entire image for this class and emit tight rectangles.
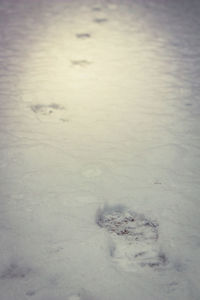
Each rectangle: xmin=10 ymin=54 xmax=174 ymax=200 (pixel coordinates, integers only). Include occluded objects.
xmin=0 ymin=0 xmax=200 ymax=299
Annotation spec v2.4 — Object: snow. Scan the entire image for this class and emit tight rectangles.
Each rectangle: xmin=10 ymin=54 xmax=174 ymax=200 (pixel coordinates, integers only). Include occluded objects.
xmin=0 ymin=0 xmax=200 ymax=299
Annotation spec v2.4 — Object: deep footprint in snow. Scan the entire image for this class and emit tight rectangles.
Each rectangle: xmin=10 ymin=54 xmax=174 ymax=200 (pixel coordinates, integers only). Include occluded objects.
xmin=97 ymin=205 xmax=168 ymax=271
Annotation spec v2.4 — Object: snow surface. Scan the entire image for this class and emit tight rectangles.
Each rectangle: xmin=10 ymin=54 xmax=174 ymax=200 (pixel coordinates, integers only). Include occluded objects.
xmin=0 ymin=0 xmax=200 ymax=299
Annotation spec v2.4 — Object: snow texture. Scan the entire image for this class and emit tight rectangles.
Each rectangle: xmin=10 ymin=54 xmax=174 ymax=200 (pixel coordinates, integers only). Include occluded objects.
xmin=0 ymin=0 xmax=200 ymax=299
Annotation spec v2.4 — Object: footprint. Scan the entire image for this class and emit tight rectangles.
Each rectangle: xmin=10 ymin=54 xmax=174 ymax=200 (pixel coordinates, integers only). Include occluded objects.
xmin=0 ymin=263 xmax=31 ymax=280
xmin=31 ymin=103 xmax=65 ymax=115
xmin=26 ymin=290 xmax=36 ymax=296
xmin=96 ymin=205 xmax=168 ymax=272
xmin=93 ymin=18 xmax=108 ymax=23
xmin=92 ymin=7 xmax=101 ymax=11
xmin=30 ymin=103 xmax=67 ymax=122
xmin=76 ymin=33 xmax=91 ymax=39
xmin=71 ymin=60 xmax=92 ymax=67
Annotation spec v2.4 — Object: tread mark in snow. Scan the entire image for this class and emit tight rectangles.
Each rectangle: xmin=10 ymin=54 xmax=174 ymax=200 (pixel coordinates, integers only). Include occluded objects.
xmin=96 ymin=205 xmax=168 ymax=271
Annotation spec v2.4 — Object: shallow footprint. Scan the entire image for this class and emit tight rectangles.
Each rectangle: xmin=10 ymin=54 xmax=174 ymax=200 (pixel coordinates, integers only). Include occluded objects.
xmin=26 ymin=290 xmax=36 ymax=297
xmin=92 ymin=7 xmax=101 ymax=11
xmin=30 ymin=103 xmax=67 ymax=122
xmin=0 ymin=263 xmax=31 ymax=280
xmin=93 ymin=18 xmax=108 ymax=23
xmin=76 ymin=33 xmax=91 ymax=39
xmin=71 ymin=60 xmax=92 ymax=67
xmin=96 ymin=205 xmax=168 ymax=272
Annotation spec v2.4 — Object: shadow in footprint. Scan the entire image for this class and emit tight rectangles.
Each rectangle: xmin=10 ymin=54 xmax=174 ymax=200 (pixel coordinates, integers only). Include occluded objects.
xmin=26 ymin=290 xmax=36 ymax=296
xmin=97 ymin=205 xmax=158 ymax=241
xmin=93 ymin=18 xmax=108 ymax=23
xmin=96 ymin=204 xmax=168 ymax=271
xmin=141 ymin=252 xmax=168 ymax=268
xmin=31 ymin=103 xmax=65 ymax=116
xmin=76 ymin=33 xmax=91 ymax=39
xmin=92 ymin=7 xmax=101 ymax=11
xmin=71 ymin=60 xmax=92 ymax=67
xmin=30 ymin=103 xmax=68 ymax=123
xmin=0 ymin=263 xmax=31 ymax=280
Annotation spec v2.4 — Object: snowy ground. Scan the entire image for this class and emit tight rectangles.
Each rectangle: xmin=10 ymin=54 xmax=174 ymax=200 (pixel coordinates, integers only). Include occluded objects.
xmin=0 ymin=0 xmax=200 ymax=299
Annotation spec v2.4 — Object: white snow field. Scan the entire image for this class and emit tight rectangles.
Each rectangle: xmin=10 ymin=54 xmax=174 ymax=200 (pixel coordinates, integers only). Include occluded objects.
xmin=0 ymin=0 xmax=200 ymax=299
